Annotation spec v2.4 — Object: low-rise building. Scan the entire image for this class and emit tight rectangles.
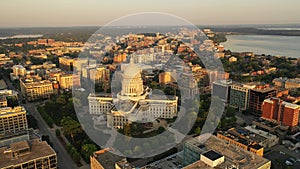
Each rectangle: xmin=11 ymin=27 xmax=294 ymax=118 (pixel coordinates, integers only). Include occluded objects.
xmin=90 ymin=149 xmax=123 ymax=169
xmin=0 ymin=106 xmax=29 ymax=147
xmin=182 ymin=134 xmax=271 ymax=169
xmin=12 ymin=65 xmax=26 ymax=78
xmin=285 ymin=78 xmax=300 ymax=89
xmin=0 ymin=106 xmax=28 ymax=136
xmin=244 ymin=125 xmax=279 ymax=148
xmin=0 ymin=96 xmax=7 ymax=107
xmin=217 ymin=127 xmax=264 ymax=156
xmin=58 ymin=74 xmax=81 ymax=90
xmin=20 ymin=76 xmax=53 ymax=101
xmin=0 ymin=139 xmax=57 ymax=169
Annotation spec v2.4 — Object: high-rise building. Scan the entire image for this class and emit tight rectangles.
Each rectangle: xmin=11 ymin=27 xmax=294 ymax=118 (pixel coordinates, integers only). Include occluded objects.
xmin=249 ymin=87 xmax=276 ymax=116
xmin=180 ymin=73 xmax=199 ymax=98
xmin=262 ymin=98 xmax=299 ymax=128
xmin=0 ymin=139 xmax=57 ymax=169
xmin=229 ymin=82 xmax=254 ymax=111
xmin=212 ymin=80 xmax=232 ymax=102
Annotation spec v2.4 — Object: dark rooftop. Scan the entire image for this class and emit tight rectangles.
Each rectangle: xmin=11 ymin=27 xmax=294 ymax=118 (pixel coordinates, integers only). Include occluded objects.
xmin=202 ymin=150 xmax=223 ymax=161
xmin=249 ymin=144 xmax=263 ymax=150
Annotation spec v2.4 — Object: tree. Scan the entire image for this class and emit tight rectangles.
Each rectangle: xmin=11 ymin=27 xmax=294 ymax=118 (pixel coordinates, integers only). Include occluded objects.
xmin=61 ymin=116 xmax=83 ymax=143
xmin=195 ymin=127 xmax=201 ymax=135
xmin=81 ymin=144 xmax=97 ymax=162
xmin=71 ymin=148 xmax=81 ymax=163
xmin=55 ymin=129 xmax=61 ymax=137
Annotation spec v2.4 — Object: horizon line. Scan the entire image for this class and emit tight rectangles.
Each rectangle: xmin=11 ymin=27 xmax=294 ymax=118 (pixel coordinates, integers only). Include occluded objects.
xmin=1 ymin=23 xmax=300 ymax=29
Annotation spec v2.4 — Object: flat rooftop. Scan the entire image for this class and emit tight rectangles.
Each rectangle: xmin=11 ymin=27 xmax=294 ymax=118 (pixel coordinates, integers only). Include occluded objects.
xmin=10 ymin=140 xmax=30 ymax=152
xmin=218 ymin=127 xmax=266 ymax=146
xmin=0 ymin=139 xmax=56 ymax=168
xmin=93 ymin=151 xmax=123 ymax=169
xmin=202 ymin=150 xmax=223 ymax=161
xmin=183 ymin=134 xmax=270 ymax=169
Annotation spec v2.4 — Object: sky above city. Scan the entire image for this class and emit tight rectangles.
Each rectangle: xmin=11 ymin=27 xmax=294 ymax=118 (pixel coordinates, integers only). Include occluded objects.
xmin=1 ymin=0 xmax=300 ymax=27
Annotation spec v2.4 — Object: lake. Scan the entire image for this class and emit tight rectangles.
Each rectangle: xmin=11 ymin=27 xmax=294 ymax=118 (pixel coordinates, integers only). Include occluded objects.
xmin=222 ymin=35 xmax=300 ymax=58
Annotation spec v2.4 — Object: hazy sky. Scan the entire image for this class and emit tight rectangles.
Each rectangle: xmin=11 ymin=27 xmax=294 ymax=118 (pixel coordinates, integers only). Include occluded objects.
xmin=1 ymin=0 xmax=300 ymax=27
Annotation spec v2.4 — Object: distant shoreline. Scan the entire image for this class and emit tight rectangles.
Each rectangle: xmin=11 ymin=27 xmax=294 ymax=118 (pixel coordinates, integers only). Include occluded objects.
xmin=210 ymin=27 xmax=300 ymax=36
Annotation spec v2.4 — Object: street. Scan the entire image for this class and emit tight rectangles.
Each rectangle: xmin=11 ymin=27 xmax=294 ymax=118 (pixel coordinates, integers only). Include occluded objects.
xmin=24 ymin=102 xmax=78 ymax=169
xmin=3 ymin=74 xmax=78 ymax=169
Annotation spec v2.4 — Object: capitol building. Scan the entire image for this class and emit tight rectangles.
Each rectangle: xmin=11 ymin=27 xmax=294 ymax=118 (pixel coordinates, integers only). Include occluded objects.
xmin=88 ymin=58 xmax=178 ymax=128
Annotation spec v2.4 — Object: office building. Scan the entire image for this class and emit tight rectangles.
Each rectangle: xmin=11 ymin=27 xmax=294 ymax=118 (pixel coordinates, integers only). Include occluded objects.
xmin=212 ymin=80 xmax=232 ymax=102
xmin=249 ymin=87 xmax=276 ymax=116
xmin=229 ymin=82 xmax=253 ymax=111
xmin=0 ymin=106 xmax=29 ymax=147
xmin=182 ymin=134 xmax=271 ymax=169
xmin=159 ymin=72 xmax=175 ymax=85
xmin=0 ymin=139 xmax=57 ymax=169
xmin=0 ymin=106 xmax=28 ymax=136
xmin=217 ymin=127 xmax=264 ymax=156
xmin=244 ymin=125 xmax=279 ymax=148
xmin=59 ymin=56 xmax=78 ymax=72
xmin=20 ymin=76 xmax=53 ymax=101
xmin=180 ymin=73 xmax=199 ymax=98
xmin=90 ymin=149 xmax=123 ymax=169
xmin=12 ymin=65 xmax=26 ymax=78
xmin=58 ymin=74 xmax=81 ymax=90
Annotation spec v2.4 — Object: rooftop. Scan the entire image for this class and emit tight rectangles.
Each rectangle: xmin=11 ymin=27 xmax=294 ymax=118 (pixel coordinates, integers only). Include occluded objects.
xmin=183 ymin=134 xmax=270 ymax=169
xmin=218 ymin=127 xmax=266 ymax=146
xmin=115 ymin=158 xmax=134 ymax=169
xmin=202 ymin=150 xmax=223 ymax=161
xmin=10 ymin=140 xmax=30 ymax=152
xmin=92 ymin=151 xmax=123 ymax=169
xmin=0 ymin=139 xmax=56 ymax=168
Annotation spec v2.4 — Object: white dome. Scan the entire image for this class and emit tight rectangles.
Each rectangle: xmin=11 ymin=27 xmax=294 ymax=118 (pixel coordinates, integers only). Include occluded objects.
xmin=124 ymin=57 xmax=140 ymax=78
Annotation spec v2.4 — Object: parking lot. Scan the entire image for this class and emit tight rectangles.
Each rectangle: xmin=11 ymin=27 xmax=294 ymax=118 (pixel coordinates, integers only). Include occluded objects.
xmin=265 ymin=145 xmax=300 ymax=169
